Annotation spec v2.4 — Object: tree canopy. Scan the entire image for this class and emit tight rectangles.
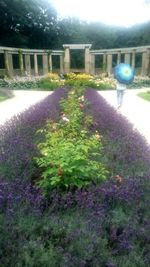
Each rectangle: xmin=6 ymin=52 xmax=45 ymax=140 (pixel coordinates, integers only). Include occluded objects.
xmin=0 ymin=0 xmax=150 ymax=49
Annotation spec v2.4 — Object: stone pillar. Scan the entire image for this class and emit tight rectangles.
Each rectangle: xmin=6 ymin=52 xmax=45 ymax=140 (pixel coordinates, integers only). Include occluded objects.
xmin=141 ymin=50 xmax=150 ymax=76
xmin=125 ymin=53 xmax=130 ymax=64
xmin=107 ymin=54 xmax=112 ymax=75
xmin=49 ymin=54 xmax=52 ymax=72
xmin=117 ymin=52 xmax=121 ymax=64
xmin=90 ymin=54 xmax=95 ymax=75
xmin=85 ymin=47 xmax=91 ymax=73
xmin=103 ymin=53 xmax=107 ymax=71
xmin=42 ymin=54 xmax=48 ymax=75
xmin=60 ymin=55 xmax=64 ymax=74
xmin=64 ymin=46 xmax=70 ymax=73
xmin=4 ymin=51 xmax=13 ymax=77
xmin=34 ymin=53 xmax=38 ymax=76
xmin=131 ymin=51 xmax=136 ymax=69
xmin=25 ymin=54 xmax=31 ymax=76
xmin=147 ymin=49 xmax=150 ymax=76
xmin=19 ymin=50 xmax=24 ymax=76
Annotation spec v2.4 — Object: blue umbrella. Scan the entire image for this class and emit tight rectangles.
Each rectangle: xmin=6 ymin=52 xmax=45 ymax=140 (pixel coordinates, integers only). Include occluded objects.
xmin=114 ymin=63 xmax=135 ymax=85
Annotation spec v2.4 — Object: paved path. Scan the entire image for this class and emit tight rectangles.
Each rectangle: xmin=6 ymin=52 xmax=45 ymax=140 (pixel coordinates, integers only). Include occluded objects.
xmin=0 ymin=90 xmax=52 ymax=125
xmin=0 ymin=88 xmax=150 ymax=146
xmin=98 ymin=88 xmax=150 ymax=145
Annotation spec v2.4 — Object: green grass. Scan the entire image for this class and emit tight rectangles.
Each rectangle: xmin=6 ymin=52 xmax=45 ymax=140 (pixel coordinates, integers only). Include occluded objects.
xmin=138 ymin=91 xmax=150 ymax=101
xmin=0 ymin=92 xmax=8 ymax=102
xmin=0 ymin=95 xmax=7 ymax=102
xmin=0 ymin=89 xmax=14 ymax=102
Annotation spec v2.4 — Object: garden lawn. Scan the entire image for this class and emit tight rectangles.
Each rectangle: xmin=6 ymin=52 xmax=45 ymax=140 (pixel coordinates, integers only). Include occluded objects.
xmin=0 ymin=89 xmax=13 ymax=102
xmin=0 ymin=87 xmax=150 ymax=267
xmin=138 ymin=91 xmax=150 ymax=101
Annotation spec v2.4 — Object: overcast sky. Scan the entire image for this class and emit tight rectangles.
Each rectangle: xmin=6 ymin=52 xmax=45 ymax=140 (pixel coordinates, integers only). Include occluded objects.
xmin=51 ymin=0 xmax=150 ymax=27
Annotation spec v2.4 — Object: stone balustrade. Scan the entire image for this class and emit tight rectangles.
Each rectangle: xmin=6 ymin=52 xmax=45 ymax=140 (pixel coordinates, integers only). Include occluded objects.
xmin=0 ymin=44 xmax=150 ymax=77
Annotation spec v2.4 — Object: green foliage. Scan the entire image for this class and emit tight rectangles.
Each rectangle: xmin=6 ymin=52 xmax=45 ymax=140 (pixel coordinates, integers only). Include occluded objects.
xmin=0 ymin=88 xmax=13 ymax=101
xmin=36 ymin=131 xmax=107 ymax=191
xmin=0 ymin=77 xmax=62 ymax=91
xmin=65 ymin=73 xmax=95 ymax=87
xmin=37 ymin=78 xmax=60 ymax=91
xmin=129 ymin=77 xmax=150 ymax=89
xmin=138 ymin=91 xmax=150 ymax=101
xmin=1 ymin=0 xmax=150 ymax=50
xmin=35 ymin=87 xmax=108 ymax=193
xmin=64 ymin=73 xmax=115 ymax=90
xmin=0 ymin=0 xmax=58 ymax=48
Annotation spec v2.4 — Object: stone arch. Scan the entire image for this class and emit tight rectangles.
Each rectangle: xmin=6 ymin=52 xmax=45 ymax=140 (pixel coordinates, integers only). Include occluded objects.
xmin=63 ymin=44 xmax=92 ymax=74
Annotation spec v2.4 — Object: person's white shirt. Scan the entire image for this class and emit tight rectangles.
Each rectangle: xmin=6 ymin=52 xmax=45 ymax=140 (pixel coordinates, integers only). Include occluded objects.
xmin=116 ymin=82 xmax=126 ymax=90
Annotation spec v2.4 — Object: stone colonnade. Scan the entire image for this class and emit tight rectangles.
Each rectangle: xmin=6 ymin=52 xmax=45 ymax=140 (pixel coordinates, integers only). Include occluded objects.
xmin=90 ymin=46 xmax=150 ymax=76
xmin=0 ymin=44 xmax=150 ymax=77
xmin=0 ymin=47 xmax=64 ymax=77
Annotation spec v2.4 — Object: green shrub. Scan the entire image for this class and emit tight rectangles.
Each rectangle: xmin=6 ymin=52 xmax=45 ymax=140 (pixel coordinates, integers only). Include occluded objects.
xmin=129 ymin=77 xmax=150 ymax=89
xmin=35 ymin=87 xmax=108 ymax=193
xmin=64 ymin=73 xmax=115 ymax=90
xmin=36 ymin=131 xmax=108 ymax=192
xmin=37 ymin=78 xmax=60 ymax=90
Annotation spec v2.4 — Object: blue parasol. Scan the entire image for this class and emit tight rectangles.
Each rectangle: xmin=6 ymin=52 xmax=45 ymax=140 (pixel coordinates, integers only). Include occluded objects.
xmin=114 ymin=63 xmax=135 ymax=85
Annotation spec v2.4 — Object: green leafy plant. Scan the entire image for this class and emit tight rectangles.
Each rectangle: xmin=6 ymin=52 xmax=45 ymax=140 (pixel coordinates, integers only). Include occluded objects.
xmin=36 ymin=131 xmax=107 ymax=192
xmin=37 ymin=78 xmax=60 ymax=90
xmin=35 ymin=87 xmax=108 ymax=193
xmin=64 ymin=72 xmax=115 ymax=89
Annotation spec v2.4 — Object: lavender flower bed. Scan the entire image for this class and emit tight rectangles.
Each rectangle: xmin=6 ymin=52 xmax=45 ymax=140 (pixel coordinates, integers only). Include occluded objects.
xmin=0 ymin=88 xmax=67 ymax=182
xmin=85 ymin=89 xmax=150 ymax=177
xmin=0 ymin=88 xmax=150 ymax=267
xmin=0 ymin=176 xmax=149 ymax=266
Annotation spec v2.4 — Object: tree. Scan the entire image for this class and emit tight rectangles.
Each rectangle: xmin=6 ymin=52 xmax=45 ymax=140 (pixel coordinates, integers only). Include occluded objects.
xmin=0 ymin=0 xmax=59 ymax=48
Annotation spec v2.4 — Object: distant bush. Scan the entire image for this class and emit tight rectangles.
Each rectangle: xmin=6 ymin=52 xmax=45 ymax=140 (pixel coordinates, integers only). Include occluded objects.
xmin=0 ymin=73 xmax=63 ymax=91
xmin=65 ymin=73 xmax=115 ymax=89
xmin=129 ymin=77 xmax=150 ymax=89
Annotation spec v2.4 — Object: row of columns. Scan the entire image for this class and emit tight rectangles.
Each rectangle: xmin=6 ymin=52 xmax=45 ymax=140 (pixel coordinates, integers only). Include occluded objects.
xmin=3 ymin=51 xmax=64 ymax=77
xmin=1 ymin=46 xmax=150 ymax=77
xmin=89 ymin=49 xmax=150 ymax=76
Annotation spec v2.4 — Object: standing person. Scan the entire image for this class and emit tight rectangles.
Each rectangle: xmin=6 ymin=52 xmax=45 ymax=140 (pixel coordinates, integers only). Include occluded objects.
xmin=116 ymin=81 xmax=127 ymax=108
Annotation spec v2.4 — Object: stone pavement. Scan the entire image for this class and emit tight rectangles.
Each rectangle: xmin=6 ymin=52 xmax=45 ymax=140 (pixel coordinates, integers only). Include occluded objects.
xmin=0 ymin=90 xmax=52 ymax=125
xmin=98 ymin=88 xmax=150 ymax=145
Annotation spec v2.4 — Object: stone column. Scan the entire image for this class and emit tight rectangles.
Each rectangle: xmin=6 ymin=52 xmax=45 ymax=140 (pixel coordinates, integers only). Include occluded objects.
xmin=4 ymin=51 xmax=13 ymax=77
xmin=85 ymin=47 xmax=91 ymax=73
xmin=141 ymin=50 xmax=150 ymax=76
xmin=103 ymin=53 xmax=107 ymax=71
xmin=125 ymin=53 xmax=130 ymax=64
xmin=48 ymin=54 xmax=52 ymax=72
xmin=147 ymin=49 xmax=150 ymax=76
xmin=42 ymin=54 xmax=48 ymax=75
xmin=60 ymin=55 xmax=64 ymax=74
xmin=131 ymin=51 xmax=136 ymax=69
xmin=90 ymin=54 xmax=95 ymax=75
xmin=107 ymin=54 xmax=112 ymax=75
xmin=117 ymin=52 xmax=121 ymax=64
xmin=25 ymin=54 xmax=31 ymax=76
xmin=19 ymin=50 xmax=24 ymax=76
xmin=64 ymin=46 xmax=70 ymax=73
xmin=34 ymin=53 xmax=38 ymax=76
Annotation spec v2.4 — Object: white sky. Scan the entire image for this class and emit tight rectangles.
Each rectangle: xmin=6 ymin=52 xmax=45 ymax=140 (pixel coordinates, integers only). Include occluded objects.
xmin=51 ymin=0 xmax=150 ymax=27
